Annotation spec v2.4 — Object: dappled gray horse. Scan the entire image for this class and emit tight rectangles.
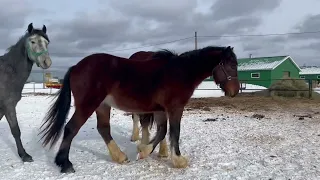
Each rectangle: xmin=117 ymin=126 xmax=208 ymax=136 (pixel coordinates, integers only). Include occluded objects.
xmin=0 ymin=23 xmax=52 ymax=162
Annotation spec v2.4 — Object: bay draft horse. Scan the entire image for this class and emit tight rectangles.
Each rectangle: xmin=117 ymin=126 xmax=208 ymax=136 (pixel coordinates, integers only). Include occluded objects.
xmin=128 ymin=51 xmax=169 ymax=158
xmin=39 ymin=45 xmax=240 ymax=173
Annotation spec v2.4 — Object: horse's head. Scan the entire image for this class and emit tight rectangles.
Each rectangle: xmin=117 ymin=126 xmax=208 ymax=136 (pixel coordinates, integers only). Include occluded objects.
xmin=211 ymin=46 xmax=240 ymax=97
xmin=25 ymin=23 xmax=52 ymax=69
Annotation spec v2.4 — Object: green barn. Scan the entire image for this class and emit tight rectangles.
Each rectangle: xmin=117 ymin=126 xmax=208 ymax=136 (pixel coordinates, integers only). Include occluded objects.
xmin=299 ymin=66 xmax=320 ymax=88
xmin=237 ymin=55 xmax=301 ymax=88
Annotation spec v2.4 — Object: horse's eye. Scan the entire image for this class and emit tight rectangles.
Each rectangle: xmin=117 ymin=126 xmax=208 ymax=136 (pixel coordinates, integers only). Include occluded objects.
xmin=31 ymin=41 xmax=35 ymax=44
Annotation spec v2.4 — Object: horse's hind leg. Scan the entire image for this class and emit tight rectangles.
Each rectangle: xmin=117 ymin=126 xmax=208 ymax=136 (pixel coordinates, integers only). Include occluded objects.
xmin=4 ymin=105 xmax=33 ymax=162
xmin=158 ymin=138 xmax=168 ymax=158
xmin=130 ymin=113 xmax=140 ymax=142
xmin=139 ymin=113 xmax=168 ymax=158
xmin=139 ymin=114 xmax=151 ymax=145
xmin=96 ymin=104 xmax=129 ymax=164
xmin=138 ymin=112 xmax=167 ymax=159
xmin=55 ymin=108 xmax=93 ymax=173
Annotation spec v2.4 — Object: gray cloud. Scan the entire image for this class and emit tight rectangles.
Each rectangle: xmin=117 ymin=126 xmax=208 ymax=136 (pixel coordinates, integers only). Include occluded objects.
xmin=211 ymin=0 xmax=283 ymax=21
xmin=45 ymin=0 xmax=281 ymax=65
xmin=289 ymin=14 xmax=320 ymax=40
xmin=283 ymin=14 xmax=320 ymax=65
xmin=0 ymin=0 xmax=35 ymax=49
xmin=242 ymin=36 xmax=287 ymax=52
xmin=235 ymin=11 xmax=320 ymax=66
xmin=0 ymin=1 xmax=32 ymax=29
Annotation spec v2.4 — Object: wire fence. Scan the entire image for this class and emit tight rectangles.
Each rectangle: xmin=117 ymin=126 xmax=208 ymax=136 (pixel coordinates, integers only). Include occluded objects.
xmin=23 ymin=71 xmax=320 ymax=99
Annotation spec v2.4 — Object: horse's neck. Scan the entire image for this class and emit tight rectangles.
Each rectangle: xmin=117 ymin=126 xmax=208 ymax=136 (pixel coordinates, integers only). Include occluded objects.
xmin=3 ymin=46 xmax=34 ymax=80
xmin=179 ymin=56 xmax=217 ymax=87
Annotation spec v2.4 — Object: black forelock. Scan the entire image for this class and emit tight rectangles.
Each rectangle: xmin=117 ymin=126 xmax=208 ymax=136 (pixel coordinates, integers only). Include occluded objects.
xmin=29 ymin=29 xmax=50 ymax=42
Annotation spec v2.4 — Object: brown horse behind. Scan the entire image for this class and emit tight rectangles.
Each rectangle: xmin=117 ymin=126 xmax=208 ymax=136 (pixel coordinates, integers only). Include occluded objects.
xmin=128 ymin=51 xmax=169 ymax=158
xmin=39 ymin=46 xmax=240 ymax=173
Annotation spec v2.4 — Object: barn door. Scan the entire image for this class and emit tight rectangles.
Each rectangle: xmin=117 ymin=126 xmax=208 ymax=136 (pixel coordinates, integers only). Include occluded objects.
xmin=283 ymin=71 xmax=290 ymax=78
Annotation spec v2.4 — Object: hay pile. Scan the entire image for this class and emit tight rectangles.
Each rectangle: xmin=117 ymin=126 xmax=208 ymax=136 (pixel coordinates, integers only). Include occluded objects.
xmin=268 ymin=78 xmax=310 ymax=98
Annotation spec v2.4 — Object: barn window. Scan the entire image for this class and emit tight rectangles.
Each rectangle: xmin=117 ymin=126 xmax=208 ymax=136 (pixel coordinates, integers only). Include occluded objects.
xmin=251 ymin=73 xmax=260 ymax=78
xmin=300 ymin=76 xmax=305 ymax=79
xmin=283 ymin=71 xmax=290 ymax=78
xmin=317 ymin=75 xmax=320 ymax=79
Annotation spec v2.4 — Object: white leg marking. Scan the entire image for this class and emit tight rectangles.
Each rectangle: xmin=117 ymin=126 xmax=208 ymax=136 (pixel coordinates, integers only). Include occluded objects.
xmin=171 ymin=147 xmax=188 ymax=168
xmin=131 ymin=114 xmax=140 ymax=141
xmin=102 ymin=95 xmax=118 ymax=108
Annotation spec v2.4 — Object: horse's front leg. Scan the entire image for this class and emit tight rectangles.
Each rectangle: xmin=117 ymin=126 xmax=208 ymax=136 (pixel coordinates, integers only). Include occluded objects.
xmin=167 ymin=108 xmax=188 ymax=168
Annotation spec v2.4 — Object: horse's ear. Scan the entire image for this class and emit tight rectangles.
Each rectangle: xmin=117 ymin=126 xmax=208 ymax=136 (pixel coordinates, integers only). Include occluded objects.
xmin=224 ymin=46 xmax=232 ymax=53
xmin=231 ymin=47 xmax=234 ymax=51
xmin=27 ymin=23 xmax=33 ymax=33
xmin=42 ymin=25 xmax=47 ymax=34
xmin=222 ymin=46 xmax=232 ymax=57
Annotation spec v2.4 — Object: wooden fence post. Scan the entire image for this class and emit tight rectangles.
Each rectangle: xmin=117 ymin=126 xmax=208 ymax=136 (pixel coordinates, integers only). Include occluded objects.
xmin=308 ymin=79 xmax=313 ymax=99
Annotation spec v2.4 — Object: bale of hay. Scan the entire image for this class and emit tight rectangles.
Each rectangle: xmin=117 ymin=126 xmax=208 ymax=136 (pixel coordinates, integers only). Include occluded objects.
xmin=269 ymin=78 xmax=309 ymax=98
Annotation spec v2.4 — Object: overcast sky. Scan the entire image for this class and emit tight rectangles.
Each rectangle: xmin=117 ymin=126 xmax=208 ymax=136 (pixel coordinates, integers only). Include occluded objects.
xmin=1 ymin=0 xmax=320 ymax=73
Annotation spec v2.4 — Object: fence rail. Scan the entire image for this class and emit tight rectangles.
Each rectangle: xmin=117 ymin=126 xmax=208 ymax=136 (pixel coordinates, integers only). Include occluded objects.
xmin=23 ymin=77 xmax=320 ymax=99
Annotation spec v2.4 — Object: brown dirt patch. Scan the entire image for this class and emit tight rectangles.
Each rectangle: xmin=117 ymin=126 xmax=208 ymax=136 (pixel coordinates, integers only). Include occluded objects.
xmin=186 ymin=95 xmax=320 ymax=114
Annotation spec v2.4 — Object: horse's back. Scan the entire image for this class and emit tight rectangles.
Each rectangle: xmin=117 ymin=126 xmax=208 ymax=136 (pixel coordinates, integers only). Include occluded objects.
xmin=69 ymin=53 xmax=163 ymax=91
xmin=129 ymin=51 xmax=154 ymax=61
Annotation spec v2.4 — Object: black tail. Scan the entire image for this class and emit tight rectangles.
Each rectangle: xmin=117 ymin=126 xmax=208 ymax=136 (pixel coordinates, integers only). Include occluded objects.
xmin=139 ymin=113 xmax=156 ymax=130
xmin=39 ymin=66 xmax=74 ymax=149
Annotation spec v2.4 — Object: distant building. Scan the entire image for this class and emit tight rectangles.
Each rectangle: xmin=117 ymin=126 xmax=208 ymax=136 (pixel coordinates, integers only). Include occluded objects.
xmin=299 ymin=66 xmax=320 ymax=87
xmin=237 ymin=55 xmax=301 ymax=88
xmin=204 ymin=55 xmax=302 ymax=88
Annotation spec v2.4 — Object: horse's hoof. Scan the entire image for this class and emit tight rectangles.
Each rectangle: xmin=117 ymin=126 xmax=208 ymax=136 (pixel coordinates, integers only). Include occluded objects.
xmin=130 ymin=137 xmax=139 ymax=142
xmin=172 ymin=155 xmax=189 ymax=168
xmin=61 ymin=166 xmax=75 ymax=173
xmin=122 ymin=157 xmax=130 ymax=164
xmin=55 ymin=158 xmax=75 ymax=173
xmin=158 ymin=152 xmax=169 ymax=158
xmin=21 ymin=153 xmax=33 ymax=162
xmin=130 ymin=135 xmax=140 ymax=142
xmin=118 ymin=154 xmax=130 ymax=164
xmin=111 ymin=151 xmax=129 ymax=164
xmin=137 ymin=144 xmax=153 ymax=159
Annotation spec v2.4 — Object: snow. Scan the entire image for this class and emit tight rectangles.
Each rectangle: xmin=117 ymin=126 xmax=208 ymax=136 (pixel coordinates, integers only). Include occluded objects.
xmin=238 ymin=60 xmax=283 ymax=71
xmin=300 ymin=67 xmax=320 ymax=75
xmin=0 ymin=92 xmax=319 ymax=179
xmin=23 ymin=83 xmax=58 ymax=94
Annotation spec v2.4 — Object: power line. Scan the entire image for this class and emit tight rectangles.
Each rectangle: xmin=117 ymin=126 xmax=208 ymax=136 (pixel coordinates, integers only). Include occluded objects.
xmin=48 ymin=30 xmax=320 ymax=56
xmin=48 ymin=36 xmax=193 ymax=56
xmin=198 ymin=30 xmax=320 ymax=38
xmin=106 ymin=36 xmax=193 ymax=52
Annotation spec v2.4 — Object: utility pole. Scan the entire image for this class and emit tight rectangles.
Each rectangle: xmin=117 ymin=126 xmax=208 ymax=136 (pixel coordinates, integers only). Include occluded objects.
xmin=194 ymin=31 xmax=197 ymax=50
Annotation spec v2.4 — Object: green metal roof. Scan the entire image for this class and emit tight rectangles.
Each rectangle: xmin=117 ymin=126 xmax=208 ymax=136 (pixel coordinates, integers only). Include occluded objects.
xmin=237 ymin=55 xmax=301 ymax=71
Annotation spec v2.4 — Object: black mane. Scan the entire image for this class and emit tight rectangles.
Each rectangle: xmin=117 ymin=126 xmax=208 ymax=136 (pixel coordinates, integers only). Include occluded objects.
xmin=180 ymin=46 xmax=227 ymax=58
xmin=152 ymin=49 xmax=178 ymax=60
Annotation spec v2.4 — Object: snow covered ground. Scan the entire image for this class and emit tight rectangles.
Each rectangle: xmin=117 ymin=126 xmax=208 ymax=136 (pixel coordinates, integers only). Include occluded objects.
xmin=0 ymin=93 xmax=319 ymax=179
